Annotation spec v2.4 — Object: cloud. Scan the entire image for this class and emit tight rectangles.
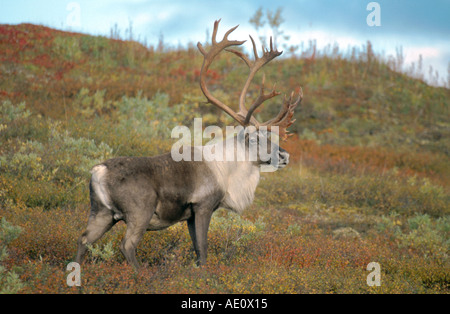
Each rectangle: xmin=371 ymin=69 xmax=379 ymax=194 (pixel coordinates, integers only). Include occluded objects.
xmin=134 ymin=13 xmax=152 ymax=27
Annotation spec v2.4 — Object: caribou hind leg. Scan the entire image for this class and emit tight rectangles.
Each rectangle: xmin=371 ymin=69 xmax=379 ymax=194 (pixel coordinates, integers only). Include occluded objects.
xmin=76 ymin=168 xmax=118 ymax=264
xmin=75 ymin=205 xmax=116 ymax=264
xmin=120 ymin=215 xmax=152 ymax=269
xmin=118 ymin=194 xmax=157 ymax=269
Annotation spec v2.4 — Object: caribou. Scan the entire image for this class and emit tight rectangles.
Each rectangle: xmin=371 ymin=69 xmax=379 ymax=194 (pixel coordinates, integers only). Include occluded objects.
xmin=75 ymin=20 xmax=302 ymax=268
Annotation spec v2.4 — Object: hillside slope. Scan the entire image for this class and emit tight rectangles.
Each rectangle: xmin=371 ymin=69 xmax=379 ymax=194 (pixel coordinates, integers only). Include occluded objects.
xmin=0 ymin=24 xmax=449 ymax=294
xmin=1 ymin=23 xmax=449 ymax=153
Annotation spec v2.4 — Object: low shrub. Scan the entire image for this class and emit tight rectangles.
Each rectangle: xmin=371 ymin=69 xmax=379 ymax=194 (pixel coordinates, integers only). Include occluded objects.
xmin=0 ymin=218 xmax=24 ymax=294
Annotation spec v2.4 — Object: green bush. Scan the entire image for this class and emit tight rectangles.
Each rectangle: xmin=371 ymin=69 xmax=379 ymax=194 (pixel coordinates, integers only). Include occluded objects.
xmin=86 ymin=241 xmax=116 ymax=263
xmin=1 ymin=121 xmax=112 ymax=181
xmin=376 ymin=213 xmax=449 ymax=260
xmin=72 ymin=88 xmax=112 ymax=117
xmin=52 ymin=36 xmax=83 ymax=61
xmin=0 ymin=105 xmax=113 ymax=208
xmin=0 ymin=101 xmax=31 ymax=127
xmin=0 ymin=218 xmax=24 ymax=294
xmin=399 ymin=214 xmax=449 ymax=259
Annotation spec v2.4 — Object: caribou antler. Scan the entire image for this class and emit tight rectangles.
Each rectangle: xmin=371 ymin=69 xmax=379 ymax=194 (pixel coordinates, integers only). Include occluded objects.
xmin=261 ymin=88 xmax=303 ymax=139
xmin=197 ymin=19 xmax=248 ymax=125
xmin=197 ymin=19 xmax=302 ymax=139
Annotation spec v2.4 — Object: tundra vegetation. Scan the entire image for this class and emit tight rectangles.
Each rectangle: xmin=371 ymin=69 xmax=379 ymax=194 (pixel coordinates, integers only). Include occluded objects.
xmin=0 ymin=22 xmax=449 ymax=293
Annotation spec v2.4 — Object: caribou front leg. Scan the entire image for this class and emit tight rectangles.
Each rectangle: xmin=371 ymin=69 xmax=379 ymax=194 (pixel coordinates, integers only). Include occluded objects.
xmin=187 ymin=216 xmax=200 ymax=264
xmin=195 ymin=209 xmax=212 ymax=266
xmin=189 ymin=203 xmax=217 ymax=266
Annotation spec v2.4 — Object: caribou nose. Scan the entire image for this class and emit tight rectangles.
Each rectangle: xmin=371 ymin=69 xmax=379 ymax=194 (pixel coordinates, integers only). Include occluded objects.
xmin=278 ymin=150 xmax=289 ymax=166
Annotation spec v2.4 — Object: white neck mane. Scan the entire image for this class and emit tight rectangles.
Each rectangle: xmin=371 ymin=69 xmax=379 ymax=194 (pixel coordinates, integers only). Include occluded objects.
xmin=204 ymin=137 xmax=261 ymax=214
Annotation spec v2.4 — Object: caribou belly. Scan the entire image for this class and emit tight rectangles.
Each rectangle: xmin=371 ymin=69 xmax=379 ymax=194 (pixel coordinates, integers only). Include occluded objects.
xmin=146 ymin=201 xmax=192 ymax=231
xmin=147 ymin=215 xmax=174 ymax=231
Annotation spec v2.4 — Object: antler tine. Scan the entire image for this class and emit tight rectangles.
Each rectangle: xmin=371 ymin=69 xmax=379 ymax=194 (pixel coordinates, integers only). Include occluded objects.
xmin=250 ymin=35 xmax=259 ymax=60
xmin=223 ymin=24 xmax=240 ymax=41
xmin=211 ymin=19 xmax=219 ymax=44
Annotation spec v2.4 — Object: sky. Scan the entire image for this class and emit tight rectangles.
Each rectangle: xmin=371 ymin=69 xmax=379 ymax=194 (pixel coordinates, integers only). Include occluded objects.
xmin=1 ymin=0 xmax=449 ymax=86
